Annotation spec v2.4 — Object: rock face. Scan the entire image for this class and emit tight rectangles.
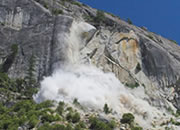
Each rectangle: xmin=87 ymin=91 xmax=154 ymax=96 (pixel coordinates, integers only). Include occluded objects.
xmin=0 ymin=0 xmax=180 ymax=110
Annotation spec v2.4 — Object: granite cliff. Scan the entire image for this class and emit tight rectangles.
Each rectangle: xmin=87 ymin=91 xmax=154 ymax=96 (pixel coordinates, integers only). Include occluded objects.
xmin=0 ymin=0 xmax=180 ymax=129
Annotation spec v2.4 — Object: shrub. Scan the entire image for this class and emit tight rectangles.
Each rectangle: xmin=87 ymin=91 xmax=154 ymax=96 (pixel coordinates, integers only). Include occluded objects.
xmin=18 ymin=115 xmax=27 ymax=126
xmin=89 ymin=116 xmax=111 ymax=130
xmin=11 ymin=44 xmax=18 ymax=55
xmin=52 ymin=9 xmax=63 ymax=16
xmin=0 ymin=103 xmax=7 ymax=114
xmin=37 ymin=122 xmax=51 ymax=130
xmin=12 ymin=100 xmax=35 ymax=112
xmin=174 ymin=122 xmax=180 ymax=126
xmin=59 ymin=101 xmax=65 ymax=107
xmin=84 ymin=15 xmax=93 ymax=22
xmin=141 ymin=26 xmax=148 ymax=31
xmin=127 ymin=18 xmax=133 ymax=24
xmin=136 ymin=63 xmax=141 ymax=72
xmin=131 ymin=126 xmax=143 ymax=130
xmin=66 ymin=124 xmax=73 ymax=130
xmin=146 ymin=34 xmax=154 ymax=40
xmin=66 ymin=111 xmax=80 ymax=123
xmin=71 ymin=1 xmax=81 ymax=7
xmin=78 ymin=121 xmax=86 ymax=128
xmin=176 ymin=109 xmax=180 ymax=116
xmin=170 ymin=39 xmax=178 ymax=44
xmin=36 ymin=100 xmax=54 ymax=110
xmin=108 ymin=120 xmax=116 ymax=129
xmin=15 ymin=78 xmax=26 ymax=92
xmin=170 ymin=118 xmax=180 ymax=126
xmin=66 ymin=112 xmax=72 ymax=120
xmin=73 ymin=98 xmax=84 ymax=110
xmin=29 ymin=115 xmax=39 ymax=128
xmin=41 ymin=113 xmax=60 ymax=123
xmin=72 ymin=112 xmax=80 ymax=123
xmin=51 ymin=124 xmax=66 ymax=130
xmin=73 ymin=98 xmax=80 ymax=105
xmin=125 ymin=82 xmax=139 ymax=89
xmin=0 ymin=72 xmax=14 ymax=90
xmin=0 ymin=115 xmax=20 ymax=130
xmin=66 ymin=107 xmax=73 ymax=112
xmin=94 ymin=10 xmax=105 ymax=23
xmin=74 ymin=124 xmax=82 ymax=130
xmin=121 ymin=113 xmax=135 ymax=124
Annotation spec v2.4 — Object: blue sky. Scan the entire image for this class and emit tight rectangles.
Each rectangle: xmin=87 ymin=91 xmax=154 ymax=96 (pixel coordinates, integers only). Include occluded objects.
xmin=79 ymin=0 xmax=180 ymax=45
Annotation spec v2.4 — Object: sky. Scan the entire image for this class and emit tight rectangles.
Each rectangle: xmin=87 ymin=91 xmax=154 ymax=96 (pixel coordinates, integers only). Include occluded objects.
xmin=79 ymin=0 xmax=180 ymax=45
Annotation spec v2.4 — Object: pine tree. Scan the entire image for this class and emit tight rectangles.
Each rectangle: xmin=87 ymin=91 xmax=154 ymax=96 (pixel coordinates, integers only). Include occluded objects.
xmin=24 ymin=54 xmax=37 ymax=97
xmin=103 ymin=103 xmax=110 ymax=114
xmin=26 ymin=54 xmax=36 ymax=86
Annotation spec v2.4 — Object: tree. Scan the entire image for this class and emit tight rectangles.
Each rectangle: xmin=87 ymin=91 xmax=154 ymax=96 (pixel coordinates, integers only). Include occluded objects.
xmin=89 ymin=116 xmax=111 ymax=130
xmin=127 ymin=18 xmax=133 ymax=24
xmin=56 ymin=101 xmax=65 ymax=115
xmin=24 ymin=54 xmax=38 ymax=97
xmin=103 ymin=103 xmax=111 ymax=114
xmin=72 ymin=112 xmax=80 ymax=123
xmin=26 ymin=54 xmax=36 ymax=86
xmin=94 ymin=10 xmax=105 ymax=23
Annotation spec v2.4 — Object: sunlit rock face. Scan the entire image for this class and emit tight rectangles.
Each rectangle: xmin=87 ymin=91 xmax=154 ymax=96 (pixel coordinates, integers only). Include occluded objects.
xmin=108 ymin=31 xmax=140 ymax=70
xmin=4 ymin=6 xmax=23 ymax=30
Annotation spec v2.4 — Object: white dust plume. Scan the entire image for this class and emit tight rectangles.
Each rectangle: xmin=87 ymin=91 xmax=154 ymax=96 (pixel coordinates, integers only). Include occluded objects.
xmin=34 ymin=65 xmax=165 ymax=128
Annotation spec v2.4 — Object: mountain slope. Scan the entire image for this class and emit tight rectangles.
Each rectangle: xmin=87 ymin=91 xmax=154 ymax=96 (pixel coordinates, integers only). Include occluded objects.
xmin=0 ymin=0 xmax=180 ymax=129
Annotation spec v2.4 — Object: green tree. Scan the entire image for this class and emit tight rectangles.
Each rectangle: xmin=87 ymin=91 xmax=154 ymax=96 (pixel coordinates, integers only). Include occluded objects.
xmin=89 ymin=116 xmax=111 ymax=130
xmin=26 ymin=54 xmax=36 ymax=86
xmin=56 ymin=101 xmax=65 ymax=115
xmin=72 ymin=112 xmax=80 ymax=123
xmin=41 ymin=113 xmax=60 ymax=123
xmin=36 ymin=100 xmax=54 ymax=110
xmin=66 ymin=111 xmax=73 ymax=121
xmin=51 ymin=124 xmax=66 ymax=130
xmin=29 ymin=115 xmax=39 ymax=128
xmin=37 ymin=122 xmax=51 ymax=130
xmin=24 ymin=54 xmax=38 ymax=97
xmin=66 ymin=124 xmax=73 ymax=130
xmin=131 ymin=126 xmax=143 ymax=130
xmin=74 ymin=124 xmax=82 ymax=130
xmin=94 ymin=10 xmax=105 ymax=23
xmin=103 ymin=103 xmax=111 ymax=114
xmin=78 ymin=121 xmax=86 ymax=128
